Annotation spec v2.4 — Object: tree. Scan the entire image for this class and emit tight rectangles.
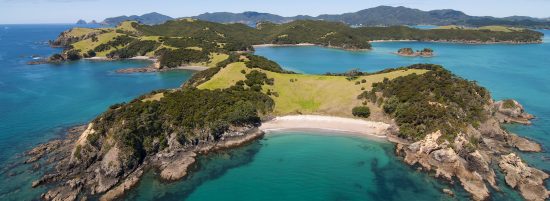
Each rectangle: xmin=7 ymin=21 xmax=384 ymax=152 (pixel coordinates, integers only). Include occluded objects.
xmin=352 ymin=106 xmax=370 ymax=118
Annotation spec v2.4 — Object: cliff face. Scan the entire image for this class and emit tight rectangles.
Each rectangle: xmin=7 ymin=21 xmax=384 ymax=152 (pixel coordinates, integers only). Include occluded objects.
xmin=392 ymin=99 xmax=548 ymax=201
xmin=31 ymin=122 xmax=265 ymax=201
xmin=28 ymin=87 xmax=275 ymax=201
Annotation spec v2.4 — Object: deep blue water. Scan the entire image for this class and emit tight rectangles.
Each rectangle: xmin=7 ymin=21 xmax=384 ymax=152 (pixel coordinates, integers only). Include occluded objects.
xmin=0 ymin=24 xmax=193 ymax=200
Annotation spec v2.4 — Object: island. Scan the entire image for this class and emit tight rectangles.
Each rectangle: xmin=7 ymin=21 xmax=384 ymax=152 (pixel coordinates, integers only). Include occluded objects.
xmin=22 ymin=20 xmax=549 ymax=201
xmin=396 ymin=47 xmax=434 ymax=57
xmin=42 ymin=19 xmax=543 ymax=71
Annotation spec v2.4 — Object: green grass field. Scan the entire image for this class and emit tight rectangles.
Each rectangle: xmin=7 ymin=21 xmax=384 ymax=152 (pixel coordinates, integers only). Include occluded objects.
xmin=199 ymin=62 xmax=428 ymax=116
xmin=190 ymin=53 xmax=229 ymax=67
xmin=65 ymin=28 xmax=97 ymax=37
xmin=71 ymin=31 xmax=123 ymax=56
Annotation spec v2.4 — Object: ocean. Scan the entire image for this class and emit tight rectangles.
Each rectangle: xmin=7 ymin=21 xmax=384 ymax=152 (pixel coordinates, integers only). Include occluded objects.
xmin=0 ymin=24 xmax=548 ymax=200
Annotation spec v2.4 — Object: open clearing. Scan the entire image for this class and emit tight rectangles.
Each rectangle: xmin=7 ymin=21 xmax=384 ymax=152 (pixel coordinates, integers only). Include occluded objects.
xmin=199 ymin=62 xmax=428 ymax=117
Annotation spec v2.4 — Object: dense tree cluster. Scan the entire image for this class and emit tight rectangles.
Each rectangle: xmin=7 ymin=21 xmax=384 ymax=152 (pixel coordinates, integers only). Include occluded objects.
xmin=244 ymin=54 xmax=289 ymax=73
xmin=352 ymin=106 xmax=371 ymax=118
xmin=366 ymin=64 xmax=490 ymax=141
xmin=157 ymin=48 xmax=210 ymax=68
xmin=358 ymin=26 xmax=542 ymax=43
xmin=107 ymin=40 xmax=160 ymax=59
xmin=93 ymin=35 xmax=136 ymax=52
xmin=88 ymin=87 xmax=274 ymax=170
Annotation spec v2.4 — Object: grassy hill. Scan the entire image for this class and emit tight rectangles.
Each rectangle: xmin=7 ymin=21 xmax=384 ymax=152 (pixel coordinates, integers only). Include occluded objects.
xmin=198 ymin=62 xmax=428 ymax=116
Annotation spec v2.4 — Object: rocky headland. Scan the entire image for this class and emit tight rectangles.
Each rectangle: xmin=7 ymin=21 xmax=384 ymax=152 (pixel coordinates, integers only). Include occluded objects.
xmin=391 ymin=99 xmax=548 ymax=201
xmin=20 ymin=64 xmax=549 ymax=201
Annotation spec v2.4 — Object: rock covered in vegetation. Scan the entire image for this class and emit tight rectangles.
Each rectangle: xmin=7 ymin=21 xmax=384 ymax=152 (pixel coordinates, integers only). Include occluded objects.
xmin=493 ymin=99 xmax=535 ymax=125
xmin=369 ymin=64 xmax=547 ymax=201
xmin=396 ymin=47 xmax=434 ymax=57
xmin=28 ymin=80 xmax=274 ymax=201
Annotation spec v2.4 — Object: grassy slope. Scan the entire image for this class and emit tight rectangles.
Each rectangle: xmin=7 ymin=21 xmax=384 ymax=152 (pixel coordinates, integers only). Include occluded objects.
xmin=198 ymin=62 xmax=428 ymax=116
xmin=65 ymin=28 xmax=97 ymax=37
xmin=72 ymin=31 xmax=122 ymax=56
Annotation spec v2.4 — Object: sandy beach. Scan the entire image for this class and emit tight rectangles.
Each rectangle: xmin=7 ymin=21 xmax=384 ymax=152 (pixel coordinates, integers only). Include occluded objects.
xmin=253 ymin=43 xmax=317 ymax=48
xmin=259 ymin=115 xmax=391 ymax=138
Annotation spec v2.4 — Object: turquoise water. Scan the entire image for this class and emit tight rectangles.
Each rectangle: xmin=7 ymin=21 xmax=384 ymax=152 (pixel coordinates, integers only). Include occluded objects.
xmin=157 ymin=31 xmax=550 ymax=201
xmin=128 ymin=132 xmax=467 ymax=201
xmin=1 ymin=24 xmax=549 ymax=201
xmin=0 ymin=25 xmax=193 ymax=200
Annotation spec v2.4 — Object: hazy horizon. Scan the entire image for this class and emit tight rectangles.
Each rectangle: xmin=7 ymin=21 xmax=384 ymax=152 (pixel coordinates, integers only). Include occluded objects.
xmin=1 ymin=0 xmax=549 ymax=24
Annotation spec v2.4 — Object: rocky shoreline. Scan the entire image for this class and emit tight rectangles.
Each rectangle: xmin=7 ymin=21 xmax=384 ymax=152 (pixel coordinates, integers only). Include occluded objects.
xmin=390 ymin=99 xmax=548 ymax=201
xmin=26 ymin=123 xmax=264 ymax=201
xmin=20 ymin=98 xmax=549 ymax=201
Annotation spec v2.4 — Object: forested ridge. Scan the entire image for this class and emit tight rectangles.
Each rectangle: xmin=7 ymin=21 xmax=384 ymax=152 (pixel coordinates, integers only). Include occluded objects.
xmin=52 ymin=19 xmax=543 ymax=68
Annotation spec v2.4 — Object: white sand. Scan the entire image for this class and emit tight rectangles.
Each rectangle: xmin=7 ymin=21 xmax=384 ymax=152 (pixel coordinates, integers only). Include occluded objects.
xmin=175 ymin=66 xmax=209 ymax=71
xmin=252 ymin=43 xmax=316 ymax=48
xmin=260 ymin=115 xmax=391 ymax=139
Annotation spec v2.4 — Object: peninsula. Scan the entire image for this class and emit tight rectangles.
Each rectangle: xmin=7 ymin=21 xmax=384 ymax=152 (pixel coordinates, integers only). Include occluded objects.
xmin=27 ymin=54 xmax=548 ymax=201
xmin=22 ymin=20 xmax=549 ymax=201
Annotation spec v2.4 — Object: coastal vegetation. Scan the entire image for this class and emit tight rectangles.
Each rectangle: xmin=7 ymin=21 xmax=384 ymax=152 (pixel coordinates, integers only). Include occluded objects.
xmin=49 ymin=19 xmax=543 ymax=66
xmin=366 ymin=64 xmax=490 ymax=141
xmin=86 ymin=87 xmax=274 ymax=166
xmin=30 ymin=51 xmax=549 ymax=201
xmin=352 ymin=106 xmax=371 ymax=118
xmin=198 ymin=59 xmax=428 ymax=116
xmin=29 ymin=17 xmax=549 ymax=201
xmin=397 ymin=47 xmax=434 ymax=57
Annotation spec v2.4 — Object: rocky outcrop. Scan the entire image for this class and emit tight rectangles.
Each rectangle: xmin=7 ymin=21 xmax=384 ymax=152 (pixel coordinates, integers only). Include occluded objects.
xmin=499 ymin=153 xmax=549 ymax=201
xmin=509 ymin=134 xmax=542 ymax=152
xmin=393 ymin=99 xmax=547 ymax=201
xmin=28 ymin=124 xmax=264 ymax=201
xmin=396 ymin=48 xmax=434 ymax=57
xmin=493 ymin=99 xmax=534 ymax=125
xmin=396 ymin=131 xmax=490 ymax=200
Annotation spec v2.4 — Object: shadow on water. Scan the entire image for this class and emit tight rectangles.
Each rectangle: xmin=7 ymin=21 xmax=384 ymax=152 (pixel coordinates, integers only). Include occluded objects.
xmin=366 ymin=145 xmax=469 ymax=201
xmin=125 ymin=140 xmax=263 ymax=201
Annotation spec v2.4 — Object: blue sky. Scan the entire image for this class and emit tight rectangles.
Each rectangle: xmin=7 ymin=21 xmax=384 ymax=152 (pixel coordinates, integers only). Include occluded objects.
xmin=1 ymin=0 xmax=549 ymax=24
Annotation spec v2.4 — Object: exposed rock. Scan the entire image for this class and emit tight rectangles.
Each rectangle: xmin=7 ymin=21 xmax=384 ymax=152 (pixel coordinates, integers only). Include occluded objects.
xmin=396 ymin=130 xmax=490 ymax=200
xmin=32 ymin=124 xmax=265 ymax=201
xmin=159 ymin=151 xmax=197 ymax=181
xmin=443 ymin=188 xmax=454 ymax=196
xmin=100 ymin=168 xmax=144 ymax=201
xmin=499 ymin=153 xmax=549 ymax=201
xmin=493 ymin=99 xmax=534 ymax=125
xmin=508 ymin=134 xmax=542 ymax=152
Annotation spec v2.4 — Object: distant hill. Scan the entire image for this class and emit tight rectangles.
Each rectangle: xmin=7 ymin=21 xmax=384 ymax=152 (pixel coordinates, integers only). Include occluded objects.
xmin=191 ymin=6 xmax=550 ymax=28
xmin=99 ymin=6 xmax=550 ymax=28
xmin=194 ymin=11 xmax=294 ymax=26
xmin=76 ymin=19 xmax=87 ymax=24
xmin=101 ymin=12 xmax=173 ymax=25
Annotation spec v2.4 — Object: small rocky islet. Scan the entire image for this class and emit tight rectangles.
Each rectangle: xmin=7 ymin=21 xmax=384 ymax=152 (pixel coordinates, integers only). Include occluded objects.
xmin=396 ymin=47 xmax=435 ymax=57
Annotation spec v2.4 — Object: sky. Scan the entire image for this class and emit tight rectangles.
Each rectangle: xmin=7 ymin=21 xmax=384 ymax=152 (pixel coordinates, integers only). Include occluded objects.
xmin=1 ymin=0 xmax=549 ymax=24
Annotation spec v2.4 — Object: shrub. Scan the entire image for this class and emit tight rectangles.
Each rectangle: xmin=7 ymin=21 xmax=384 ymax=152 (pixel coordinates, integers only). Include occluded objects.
xmin=352 ymin=106 xmax=371 ymax=118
